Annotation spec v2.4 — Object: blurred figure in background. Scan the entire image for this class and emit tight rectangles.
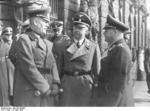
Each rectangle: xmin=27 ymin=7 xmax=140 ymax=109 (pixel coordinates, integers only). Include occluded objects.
xmin=124 ymin=31 xmax=137 ymax=87
xmin=2 ymin=27 xmax=13 ymax=45
xmin=49 ymin=21 xmax=69 ymax=43
xmin=0 ymin=27 xmax=14 ymax=106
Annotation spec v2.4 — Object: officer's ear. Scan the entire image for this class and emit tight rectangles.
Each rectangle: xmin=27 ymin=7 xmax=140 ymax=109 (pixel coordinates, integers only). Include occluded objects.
xmin=84 ymin=26 xmax=89 ymax=32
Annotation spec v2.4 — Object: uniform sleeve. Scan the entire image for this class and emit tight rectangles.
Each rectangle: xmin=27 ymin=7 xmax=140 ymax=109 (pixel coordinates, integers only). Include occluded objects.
xmin=52 ymin=42 xmax=64 ymax=79
xmin=92 ymin=44 xmax=101 ymax=84
xmin=50 ymin=52 xmax=60 ymax=84
xmin=108 ymin=46 xmax=131 ymax=91
xmin=9 ymin=40 xmax=18 ymax=66
xmin=17 ymin=36 xmax=49 ymax=94
xmin=144 ymin=57 xmax=150 ymax=74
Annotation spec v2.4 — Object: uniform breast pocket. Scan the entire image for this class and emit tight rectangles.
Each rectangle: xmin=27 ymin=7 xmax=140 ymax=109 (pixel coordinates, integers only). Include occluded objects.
xmin=32 ymin=48 xmax=45 ymax=62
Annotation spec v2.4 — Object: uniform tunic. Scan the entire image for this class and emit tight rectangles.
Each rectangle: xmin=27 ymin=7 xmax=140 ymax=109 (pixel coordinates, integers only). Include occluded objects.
xmin=95 ymin=39 xmax=134 ymax=106
xmin=54 ymin=38 xmax=101 ymax=106
xmin=9 ymin=31 xmax=60 ymax=106
xmin=144 ymin=48 xmax=150 ymax=91
xmin=0 ymin=39 xmax=13 ymax=106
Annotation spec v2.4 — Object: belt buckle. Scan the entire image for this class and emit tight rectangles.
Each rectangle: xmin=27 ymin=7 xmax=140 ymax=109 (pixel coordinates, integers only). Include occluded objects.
xmin=74 ymin=71 xmax=79 ymax=76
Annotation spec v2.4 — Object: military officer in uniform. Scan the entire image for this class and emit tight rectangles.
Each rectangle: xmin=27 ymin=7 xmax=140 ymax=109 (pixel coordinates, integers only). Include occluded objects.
xmin=54 ymin=12 xmax=101 ymax=106
xmin=9 ymin=1 xmax=60 ymax=106
xmin=144 ymin=48 xmax=150 ymax=94
xmin=1 ymin=27 xmax=14 ymax=105
xmin=49 ymin=21 xmax=69 ymax=43
xmin=95 ymin=15 xmax=134 ymax=106
xmin=0 ymin=28 xmax=14 ymax=106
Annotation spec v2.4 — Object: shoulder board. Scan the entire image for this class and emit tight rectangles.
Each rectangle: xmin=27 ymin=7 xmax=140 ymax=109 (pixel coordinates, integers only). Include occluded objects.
xmin=89 ymin=39 xmax=97 ymax=44
xmin=117 ymin=43 xmax=124 ymax=48
xmin=65 ymin=39 xmax=72 ymax=47
xmin=63 ymin=35 xmax=70 ymax=40
xmin=19 ymin=33 xmax=29 ymax=39
xmin=19 ymin=32 xmax=35 ymax=41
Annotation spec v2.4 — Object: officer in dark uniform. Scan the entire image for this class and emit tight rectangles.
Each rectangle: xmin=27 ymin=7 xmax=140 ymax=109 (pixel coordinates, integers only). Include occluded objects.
xmin=49 ymin=21 xmax=69 ymax=43
xmin=54 ymin=12 xmax=101 ymax=106
xmin=9 ymin=0 xmax=60 ymax=106
xmin=144 ymin=48 xmax=150 ymax=94
xmin=95 ymin=15 xmax=134 ymax=106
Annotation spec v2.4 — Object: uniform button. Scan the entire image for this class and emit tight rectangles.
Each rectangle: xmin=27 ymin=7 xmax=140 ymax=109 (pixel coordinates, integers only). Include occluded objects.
xmin=74 ymin=71 xmax=79 ymax=75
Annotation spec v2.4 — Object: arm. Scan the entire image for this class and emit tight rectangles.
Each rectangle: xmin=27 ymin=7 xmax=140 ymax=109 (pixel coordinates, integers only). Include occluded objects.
xmin=92 ymin=44 xmax=101 ymax=85
xmin=9 ymin=40 xmax=18 ymax=66
xmin=52 ymin=42 xmax=64 ymax=79
xmin=144 ymin=57 xmax=150 ymax=74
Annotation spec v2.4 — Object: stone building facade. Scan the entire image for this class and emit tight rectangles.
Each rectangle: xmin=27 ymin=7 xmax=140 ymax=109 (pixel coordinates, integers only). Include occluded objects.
xmin=0 ymin=0 xmax=148 ymax=53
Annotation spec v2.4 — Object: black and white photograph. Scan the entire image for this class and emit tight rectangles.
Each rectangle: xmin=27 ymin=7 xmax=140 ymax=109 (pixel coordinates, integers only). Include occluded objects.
xmin=0 ymin=0 xmax=150 ymax=110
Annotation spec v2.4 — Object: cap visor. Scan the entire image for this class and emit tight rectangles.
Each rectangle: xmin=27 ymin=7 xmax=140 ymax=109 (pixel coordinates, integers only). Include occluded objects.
xmin=73 ymin=21 xmax=89 ymax=28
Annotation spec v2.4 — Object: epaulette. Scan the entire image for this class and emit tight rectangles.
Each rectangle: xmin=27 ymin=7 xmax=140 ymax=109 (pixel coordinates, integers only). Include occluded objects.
xmin=89 ymin=39 xmax=97 ymax=44
xmin=117 ymin=43 xmax=124 ymax=48
xmin=108 ymin=45 xmax=116 ymax=51
xmin=109 ymin=43 xmax=124 ymax=51
xmin=63 ymin=35 xmax=70 ymax=40
xmin=65 ymin=39 xmax=72 ymax=48
xmin=85 ymin=40 xmax=90 ymax=49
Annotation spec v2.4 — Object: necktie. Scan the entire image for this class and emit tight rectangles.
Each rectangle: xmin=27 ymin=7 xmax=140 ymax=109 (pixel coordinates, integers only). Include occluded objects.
xmin=77 ymin=42 xmax=80 ymax=48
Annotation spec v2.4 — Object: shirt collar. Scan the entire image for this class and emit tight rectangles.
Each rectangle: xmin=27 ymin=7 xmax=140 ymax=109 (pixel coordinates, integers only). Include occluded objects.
xmin=73 ymin=37 xmax=85 ymax=46
xmin=108 ymin=38 xmax=123 ymax=50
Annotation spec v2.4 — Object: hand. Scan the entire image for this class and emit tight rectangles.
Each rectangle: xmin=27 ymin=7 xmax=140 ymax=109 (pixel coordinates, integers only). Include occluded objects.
xmin=50 ymin=84 xmax=59 ymax=95
xmin=34 ymin=89 xmax=52 ymax=97
xmin=93 ymin=83 xmax=98 ymax=87
xmin=44 ymin=89 xmax=52 ymax=96
xmin=34 ymin=90 xmax=41 ymax=96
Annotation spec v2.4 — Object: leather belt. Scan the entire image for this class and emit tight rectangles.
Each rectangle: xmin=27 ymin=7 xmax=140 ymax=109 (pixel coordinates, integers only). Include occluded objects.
xmin=37 ymin=67 xmax=51 ymax=74
xmin=63 ymin=70 xmax=91 ymax=76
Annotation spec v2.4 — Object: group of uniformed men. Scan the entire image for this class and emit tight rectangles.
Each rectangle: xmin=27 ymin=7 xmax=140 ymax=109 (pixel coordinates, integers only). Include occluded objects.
xmin=0 ymin=0 xmax=135 ymax=106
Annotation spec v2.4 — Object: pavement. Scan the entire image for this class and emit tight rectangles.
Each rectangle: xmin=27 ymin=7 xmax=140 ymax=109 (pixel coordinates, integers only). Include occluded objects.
xmin=133 ymin=81 xmax=150 ymax=106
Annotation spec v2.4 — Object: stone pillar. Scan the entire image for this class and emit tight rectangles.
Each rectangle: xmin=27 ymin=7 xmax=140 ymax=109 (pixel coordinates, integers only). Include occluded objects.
xmin=88 ymin=0 xmax=99 ymax=42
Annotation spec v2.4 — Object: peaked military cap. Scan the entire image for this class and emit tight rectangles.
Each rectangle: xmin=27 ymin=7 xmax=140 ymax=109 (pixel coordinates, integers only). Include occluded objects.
xmin=18 ymin=0 xmax=51 ymax=22
xmin=104 ymin=15 xmax=129 ymax=32
xmin=124 ymin=30 xmax=131 ymax=35
xmin=51 ymin=21 xmax=63 ymax=30
xmin=72 ymin=12 xmax=92 ymax=28
xmin=2 ymin=27 xmax=13 ymax=35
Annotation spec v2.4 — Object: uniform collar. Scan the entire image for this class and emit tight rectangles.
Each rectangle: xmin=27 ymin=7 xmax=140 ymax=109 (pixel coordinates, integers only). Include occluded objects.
xmin=27 ymin=31 xmax=41 ymax=41
xmin=108 ymin=39 xmax=124 ymax=51
xmin=73 ymin=37 xmax=85 ymax=46
xmin=66 ymin=38 xmax=90 ymax=60
xmin=27 ymin=31 xmax=46 ymax=51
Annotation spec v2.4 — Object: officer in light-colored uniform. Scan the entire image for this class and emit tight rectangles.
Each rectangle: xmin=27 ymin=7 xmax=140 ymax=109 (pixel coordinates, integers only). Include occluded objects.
xmin=1 ymin=27 xmax=14 ymax=105
xmin=95 ymin=15 xmax=134 ymax=106
xmin=9 ymin=0 xmax=60 ymax=106
xmin=0 ymin=27 xmax=14 ymax=106
xmin=54 ymin=12 xmax=101 ymax=106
